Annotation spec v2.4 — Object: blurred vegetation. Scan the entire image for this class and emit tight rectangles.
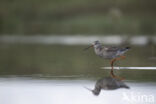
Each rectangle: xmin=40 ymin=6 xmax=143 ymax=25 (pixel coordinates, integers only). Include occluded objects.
xmin=0 ymin=0 xmax=156 ymax=35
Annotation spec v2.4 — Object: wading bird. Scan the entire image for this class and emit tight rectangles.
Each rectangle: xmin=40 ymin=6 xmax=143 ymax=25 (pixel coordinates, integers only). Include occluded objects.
xmin=84 ymin=40 xmax=130 ymax=80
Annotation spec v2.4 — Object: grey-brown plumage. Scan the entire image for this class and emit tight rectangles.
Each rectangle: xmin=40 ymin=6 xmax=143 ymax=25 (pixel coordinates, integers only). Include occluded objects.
xmin=89 ymin=77 xmax=129 ymax=96
xmin=93 ymin=40 xmax=130 ymax=59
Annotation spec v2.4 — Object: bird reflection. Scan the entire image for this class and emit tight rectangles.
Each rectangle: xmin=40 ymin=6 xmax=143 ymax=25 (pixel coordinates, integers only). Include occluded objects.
xmin=86 ymin=77 xmax=129 ymax=96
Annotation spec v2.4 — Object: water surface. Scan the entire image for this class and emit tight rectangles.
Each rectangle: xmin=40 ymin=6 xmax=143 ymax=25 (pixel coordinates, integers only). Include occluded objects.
xmin=0 ymin=36 xmax=156 ymax=104
xmin=0 ymin=77 xmax=155 ymax=104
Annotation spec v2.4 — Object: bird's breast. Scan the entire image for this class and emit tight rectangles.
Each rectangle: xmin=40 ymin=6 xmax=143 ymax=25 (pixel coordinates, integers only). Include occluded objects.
xmin=94 ymin=49 xmax=109 ymax=58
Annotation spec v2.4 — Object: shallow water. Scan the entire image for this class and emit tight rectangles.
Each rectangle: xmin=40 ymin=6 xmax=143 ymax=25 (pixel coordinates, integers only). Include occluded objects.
xmin=0 ymin=77 xmax=155 ymax=104
xmin=0 ymin=36 xmax=156 ymax=104
xmin=0 ymin=44 xmax=156 ymax=81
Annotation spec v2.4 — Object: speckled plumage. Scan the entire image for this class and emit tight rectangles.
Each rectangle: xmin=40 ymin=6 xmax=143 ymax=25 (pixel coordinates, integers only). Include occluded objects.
xmin=93 ymin=41 xmax=130 ymax=59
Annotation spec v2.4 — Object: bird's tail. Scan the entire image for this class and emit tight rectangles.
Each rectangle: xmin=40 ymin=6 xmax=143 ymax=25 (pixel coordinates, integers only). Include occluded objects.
xmin=118 ymin=47 xmax=130 ymax=55
xmin=125 ymin=47 xmax=130 ymax=49
xmin=121 ymin=84 xmax=130 ymax=89
xmin=121 ymin=47 xmax=130 ymax=52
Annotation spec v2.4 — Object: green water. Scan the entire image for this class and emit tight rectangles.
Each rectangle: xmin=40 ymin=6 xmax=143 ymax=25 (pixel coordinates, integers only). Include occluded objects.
xmin=0 ymin=43 xmax=156 ymax=81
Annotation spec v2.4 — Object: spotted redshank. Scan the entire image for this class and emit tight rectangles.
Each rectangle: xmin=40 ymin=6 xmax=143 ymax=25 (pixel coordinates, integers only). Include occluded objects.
xmin=85 ymin=77 xmax=129 ymax=96
xmin=84 ymin=40 xmax=130 ymax=80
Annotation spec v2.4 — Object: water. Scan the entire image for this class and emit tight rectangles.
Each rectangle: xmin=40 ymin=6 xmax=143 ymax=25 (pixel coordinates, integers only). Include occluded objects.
xmin=0 ymin=44 xmax=156 ymax=80
xmin=0 ymin=35 xmax=156 ymax=104
xmin=0 ymin=35 xmax=156 ymax=45
xmin=0 ymin=77 xmax=155 ymax=104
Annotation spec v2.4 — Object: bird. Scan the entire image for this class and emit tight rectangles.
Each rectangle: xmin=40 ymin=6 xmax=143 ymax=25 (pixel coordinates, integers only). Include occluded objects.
xmin=84 ymin=40 xmax=130 ymax=80
xmin=85 ymin=77 xmax=129 ymax=96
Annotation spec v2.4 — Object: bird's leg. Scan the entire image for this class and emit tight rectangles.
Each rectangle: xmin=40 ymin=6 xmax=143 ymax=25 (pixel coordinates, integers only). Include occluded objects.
xmin=115 ymin=56 xmax=126 ymax=61
xmin=110 ymin=58 xmax=117 ymax=78
xmin=120 ymin=56 xmax=126 ymax=60
xmin=110 ymin=56 xmax=126 ymax=80
xmin=110 ymin=56 xmax=125 ymax=66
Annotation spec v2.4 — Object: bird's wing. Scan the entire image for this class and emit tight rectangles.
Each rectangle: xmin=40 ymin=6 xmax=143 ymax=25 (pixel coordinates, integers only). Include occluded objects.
xmin=104 ymin=46 xmax=119 ymax=52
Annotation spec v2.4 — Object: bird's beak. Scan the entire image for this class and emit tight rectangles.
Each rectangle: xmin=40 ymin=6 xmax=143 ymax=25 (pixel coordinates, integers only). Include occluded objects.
xmin=83 ymin=45 xmax=93 ymax=51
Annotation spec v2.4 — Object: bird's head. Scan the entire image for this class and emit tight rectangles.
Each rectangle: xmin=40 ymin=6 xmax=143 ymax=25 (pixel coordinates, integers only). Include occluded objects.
xmin=93 ymin=40 xmax=101 ymax=48
xmin=84 ymin=40 xmax=101 ymax=51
